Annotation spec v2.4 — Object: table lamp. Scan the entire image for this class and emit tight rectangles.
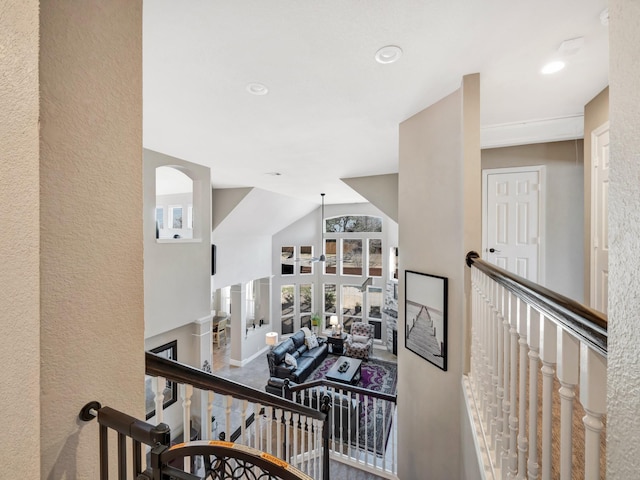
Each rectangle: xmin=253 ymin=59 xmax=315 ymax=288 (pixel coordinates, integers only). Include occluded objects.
xmin=265 ymin=332 xmax=278 ymax=349
xmin=330 ymin=315 xmax=339 ymax=335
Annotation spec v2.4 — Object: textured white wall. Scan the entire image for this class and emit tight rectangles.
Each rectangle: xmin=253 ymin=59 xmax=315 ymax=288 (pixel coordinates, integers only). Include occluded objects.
xmin=607 ymin=0 xmax=640 ymax=477
xmin=0 ymin=1 xmax=40 ymax=477
xmin=144 ymin=149 xmax=212 ymax=339
xmin=39 ymin=1 xmax=143 ymax=476
xmin=398 ymin=74 xmax=481 ymax=479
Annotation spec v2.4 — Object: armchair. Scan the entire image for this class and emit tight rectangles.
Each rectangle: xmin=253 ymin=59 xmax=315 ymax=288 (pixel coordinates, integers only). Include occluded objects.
xmin=344 ymin=322 xmax=374 ymax=360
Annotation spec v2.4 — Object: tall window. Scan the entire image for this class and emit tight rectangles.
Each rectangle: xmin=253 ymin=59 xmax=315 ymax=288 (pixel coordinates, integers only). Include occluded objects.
xmin=341 ymin=239 xmax=363 ymax=276
xmin=368 ymin=239 xmax=382 ymax=277
xmin=281 ymin=285 xmax=294 ymax=335
xmin=324 ymin=239 xmax=337 ymax=274
xmin=281 ymin=246 xmax=294 ymax=275
xmin=299 ymin=246 xmax=313 ymax=275
xmin=341 ymin=285 xmax=363 ymax=333
xmin=300 ymin=284 xmax=313 ymax=329
xmin=324 ymin=284 xmax=336 ymax=328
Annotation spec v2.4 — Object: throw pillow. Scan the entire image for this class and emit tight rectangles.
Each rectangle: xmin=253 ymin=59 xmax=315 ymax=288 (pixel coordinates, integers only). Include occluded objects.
xmin=306 ymin=334 xmax=319 ymax=349
xmin=284 ymin=352 xmax=297 ymax=368
xmin=352 ymin=334 xmax=369 ymax=344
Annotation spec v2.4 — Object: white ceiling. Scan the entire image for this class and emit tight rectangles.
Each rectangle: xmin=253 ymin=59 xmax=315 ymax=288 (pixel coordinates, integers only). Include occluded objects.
xmin=143 ymin=0 xmax=609 ymax=206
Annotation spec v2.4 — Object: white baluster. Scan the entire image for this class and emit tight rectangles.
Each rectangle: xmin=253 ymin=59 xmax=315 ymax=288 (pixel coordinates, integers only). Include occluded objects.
xmin=373 ymin=396 xmax=378 ymax=469
xmin=489 ymin=280 xmax=500 ymax=451
xmin=527 ymin=306 xmax=540 ymax=480
xmin=580 ymin=344 xmax=606 ymax=480
xmin=152 ymin=376 xmax=166 ymax=423
xmin=267 ymin=406 xmax=274 ymax=456
xmin=292 ymin=412 xmax=299 ymax=468
xmin=500 ymin=288 xmax=512 ymax=477
xmin=347 ymin=391 xmax=353 ymax=458
xmin=240 ymin=399 xmax=248 ymax=444
xmin=180 ymin=383 xmax=193 ymax=473
xmin=276 ymin=407 xmax=283 ymax=459
xmin=557 ymin=329 xmax=579 ymax=480
xmin=204 ymin=391 xmax=213 ymax=440
xmin=305 ymin=415 xmax=312 ymax=472
xmin=516 ymin=298 xmax=529 ymax=480
xmin=283 ymin=410 xmax=292 ymax=463
xmin=539 ymin=315 xmax=557 ymax=480
xmin=507 ymin=292 xmax=519 ymax=479
xmin=225 ymin=395 xmax=232 ymax=443
xmin=495 ymin=284 xmax=505 ymax=461
xmin=314 ymin=418 xmax=321 ymax=480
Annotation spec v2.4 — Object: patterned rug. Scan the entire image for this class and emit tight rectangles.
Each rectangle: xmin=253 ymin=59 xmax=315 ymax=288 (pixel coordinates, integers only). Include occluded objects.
xmin=309 ymin=356 xmax=398 ymax=455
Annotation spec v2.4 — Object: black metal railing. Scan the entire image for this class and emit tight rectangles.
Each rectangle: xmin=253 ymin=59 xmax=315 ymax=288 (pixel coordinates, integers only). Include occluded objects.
xmin=465 ymin=250 xmax=607 ymax=356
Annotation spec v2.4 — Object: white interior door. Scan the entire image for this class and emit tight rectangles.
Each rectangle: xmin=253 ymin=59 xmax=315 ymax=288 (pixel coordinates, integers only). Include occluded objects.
xmin=483 ymin=167 xmax=542 ymax=282
xmin=591 ymin=122 xmax=609 ymax=314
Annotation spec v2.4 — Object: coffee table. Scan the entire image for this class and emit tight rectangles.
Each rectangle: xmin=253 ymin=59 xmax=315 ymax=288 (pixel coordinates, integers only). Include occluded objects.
xmin=326 ymin=356 xmax=362 ymax=385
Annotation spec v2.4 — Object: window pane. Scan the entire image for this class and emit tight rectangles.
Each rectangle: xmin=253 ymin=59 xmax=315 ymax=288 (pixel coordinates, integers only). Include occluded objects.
xmin=281 ymin=246 xmax=294 ymax=275
xmin=369 ymin=239 xmax=382 ymax=277
xmin=171 ymin=207 xmax=183 ymax=228
xmin=341 ymin=285 xmax=363 ymax=317
xmin=324 ymin=239 xmax=336 ymax=274
xmin=393 ymin=247 xmax=399 ymax=279
xmin=155 ymin=207 xmax=164 ymax=229
xmin=324 ymin=284 xmax=336 ymax=313
xmin=325 ymin=215 xmax=382 ymax=233
xmin=299 ymin=245 xmax=313 ymax=275
xmin=300 ymin=315 xmax=311 ymax=330
xmin=342 ymin=239 xmax=362 ymax=276
xmin=342 ymin=317 xmax=357 ymax=334
xmin=281 ymin=285 xmax=294 ymax=316
xmin=300 ymin=284 xmax=312 ymax=313
xmin=368 ymin=287 xmax=382 ymax=319
xmin=281 ymin=317 xmax=294 ymax=335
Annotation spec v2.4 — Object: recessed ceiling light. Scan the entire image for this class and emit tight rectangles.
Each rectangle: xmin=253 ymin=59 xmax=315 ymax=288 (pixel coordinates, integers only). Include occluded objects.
xmin=541 ymin=60 xmax=565 ymax=75
xmin=375 ymin=45 xmax=403 ymax=64
xmin=246 ymin=83 xmax=269 ymax=95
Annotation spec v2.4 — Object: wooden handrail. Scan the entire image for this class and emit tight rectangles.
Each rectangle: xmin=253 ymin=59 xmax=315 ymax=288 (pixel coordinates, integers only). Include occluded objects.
xmin=466 ymin=251 xmax=607 ymax=357
xmin=290 ymin=378 xmax=397 ymax=404
xmin=145 ymin=352 xmax=326 ymax=421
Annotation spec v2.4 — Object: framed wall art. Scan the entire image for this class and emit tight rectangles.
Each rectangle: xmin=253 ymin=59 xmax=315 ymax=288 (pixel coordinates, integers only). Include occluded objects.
xmin=405 ymin=270 xmax=448 ymax=371
xmin=145 ymin=340 xmax=178 ymax=419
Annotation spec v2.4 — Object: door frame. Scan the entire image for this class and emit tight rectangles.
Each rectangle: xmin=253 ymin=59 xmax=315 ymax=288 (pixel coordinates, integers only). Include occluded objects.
xmin=590 ymin=121 xmax=609 ymax=312
xmin=481 ymin=165 xmax=546 ymax=284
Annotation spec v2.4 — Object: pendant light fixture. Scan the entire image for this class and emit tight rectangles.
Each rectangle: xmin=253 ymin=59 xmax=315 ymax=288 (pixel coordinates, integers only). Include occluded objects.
xmin=318 ymin=193 xmax=326 ymax=262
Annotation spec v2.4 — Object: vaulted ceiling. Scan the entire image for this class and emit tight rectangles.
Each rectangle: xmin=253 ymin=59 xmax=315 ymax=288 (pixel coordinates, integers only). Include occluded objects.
xmin=144 ymin=0 xmax=609 ymax=206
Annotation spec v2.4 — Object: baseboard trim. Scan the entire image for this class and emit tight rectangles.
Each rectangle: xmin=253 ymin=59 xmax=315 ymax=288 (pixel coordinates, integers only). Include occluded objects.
xmin=229 ymin=345 xmax=270 ymax=367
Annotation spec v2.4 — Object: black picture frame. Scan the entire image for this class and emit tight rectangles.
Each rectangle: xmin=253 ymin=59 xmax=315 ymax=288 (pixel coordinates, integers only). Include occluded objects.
xmin=145 ymin=340 xmax=178 ymax=419
xmin=405 ymin=270 xmax=448 ymax=371
xmin=211 ymin=244 xmax=216 ymax=275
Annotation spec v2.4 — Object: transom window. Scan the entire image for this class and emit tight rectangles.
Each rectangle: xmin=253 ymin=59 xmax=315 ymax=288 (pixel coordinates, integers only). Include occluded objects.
xmin=325 ymin=215 xmax=382 ymax=233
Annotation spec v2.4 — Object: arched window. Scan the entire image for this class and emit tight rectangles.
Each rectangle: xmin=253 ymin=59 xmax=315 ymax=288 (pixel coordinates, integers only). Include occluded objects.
xmin=155 ymin=166 xmax=193 ymax=240
xmin=325 ymin=215 xmax=382 ymax=233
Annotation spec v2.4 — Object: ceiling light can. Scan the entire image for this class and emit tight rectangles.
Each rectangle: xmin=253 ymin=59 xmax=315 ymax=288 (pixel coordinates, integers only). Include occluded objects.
xmin=541 ymin=60 xmax=565 ymax=75
xmin=375 ymin=45 xmax=403 ymax=64
xmin=246 ymin=82 xmax=269 ymax=95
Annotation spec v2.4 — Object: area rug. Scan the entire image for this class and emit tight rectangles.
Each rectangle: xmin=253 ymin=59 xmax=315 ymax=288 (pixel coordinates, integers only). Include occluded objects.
xmin=309 ymin=356 xmax=398 ymax=455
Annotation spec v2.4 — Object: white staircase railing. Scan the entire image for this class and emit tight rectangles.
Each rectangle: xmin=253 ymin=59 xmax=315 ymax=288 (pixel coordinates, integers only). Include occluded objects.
xmin=464 ymin=252 xmax=607 ymax=480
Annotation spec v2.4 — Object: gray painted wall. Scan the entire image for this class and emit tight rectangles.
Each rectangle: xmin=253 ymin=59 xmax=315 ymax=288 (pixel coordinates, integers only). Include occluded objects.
xmin=398 ymin=74 xmax=481 ymax=479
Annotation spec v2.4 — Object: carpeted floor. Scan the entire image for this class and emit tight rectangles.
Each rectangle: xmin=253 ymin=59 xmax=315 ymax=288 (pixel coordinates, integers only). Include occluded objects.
xmin=309 ymin=356 xmax=398 ymax=455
